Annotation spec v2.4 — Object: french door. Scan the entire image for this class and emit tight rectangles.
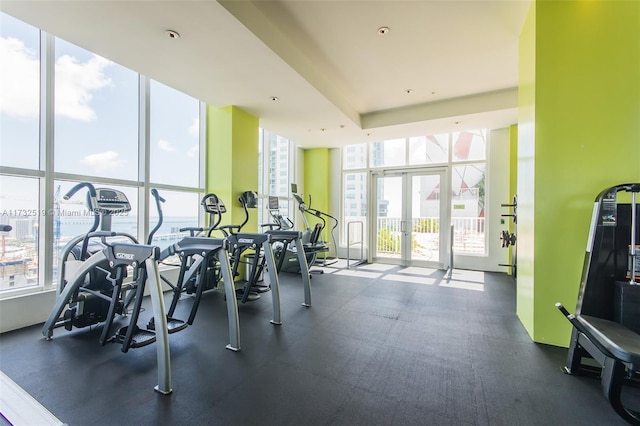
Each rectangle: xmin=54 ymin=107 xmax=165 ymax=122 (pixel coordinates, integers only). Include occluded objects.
xmin=371 ymin=168 xmax=449 ymax=268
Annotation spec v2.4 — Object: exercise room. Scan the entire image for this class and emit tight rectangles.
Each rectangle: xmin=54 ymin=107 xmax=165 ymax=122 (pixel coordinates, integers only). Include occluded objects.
xmin=1 ymin=1 xmax=639 ymax=425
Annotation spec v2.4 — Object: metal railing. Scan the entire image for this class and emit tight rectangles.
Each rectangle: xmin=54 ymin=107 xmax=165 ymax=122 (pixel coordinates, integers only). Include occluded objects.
xmin=375 ymin=216 xmax=485 ymax=256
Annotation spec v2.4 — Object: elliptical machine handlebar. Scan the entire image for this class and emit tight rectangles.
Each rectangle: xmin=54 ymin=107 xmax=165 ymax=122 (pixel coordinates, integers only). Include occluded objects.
xmin=64 ymin=182 xmax=101 ymax=240
xmin=293 ymin=193 xmax=339 ymax=231
xmin=148 ymin=189 xmax=165 ymax=245
xmin=64 ymin=181 xmax=97 ymax=201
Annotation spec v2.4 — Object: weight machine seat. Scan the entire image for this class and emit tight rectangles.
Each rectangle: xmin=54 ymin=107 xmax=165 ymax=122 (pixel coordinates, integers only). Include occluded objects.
xmin=569 ymin=313 xmax=640 ymax=424
xmin=577 ymin=315 xmax=640 ymax=368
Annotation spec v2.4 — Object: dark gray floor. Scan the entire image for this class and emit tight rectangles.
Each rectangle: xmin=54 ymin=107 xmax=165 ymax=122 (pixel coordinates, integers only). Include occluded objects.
xmin=0 ymin=261 xmax=635 ymax=425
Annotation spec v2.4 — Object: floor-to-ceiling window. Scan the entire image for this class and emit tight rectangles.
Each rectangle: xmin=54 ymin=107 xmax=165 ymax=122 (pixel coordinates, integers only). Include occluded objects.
xmin=0 ymin=13 xmax=42 ymax=291
xmin=258 ymin=129 xmax=294 ymax=227
xmin=451 ymin=130 xmax=487 ymax=255
xmin=341 ymin=130 xmax=487 ymax=267
xmin=342 ymin=144 xmax=368 ymax=260
xmin=0 ymin=12 xmax=204 ymax=296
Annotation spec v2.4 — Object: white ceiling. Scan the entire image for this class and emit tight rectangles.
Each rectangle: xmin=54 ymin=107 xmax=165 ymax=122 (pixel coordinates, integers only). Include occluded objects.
xmin=0 ymin=0 xmax=531 ymax=148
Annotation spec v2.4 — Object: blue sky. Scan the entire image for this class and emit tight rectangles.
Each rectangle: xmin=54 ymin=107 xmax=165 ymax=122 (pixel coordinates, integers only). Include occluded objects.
xmin=1 ymin=12 xmax=201 ymax=218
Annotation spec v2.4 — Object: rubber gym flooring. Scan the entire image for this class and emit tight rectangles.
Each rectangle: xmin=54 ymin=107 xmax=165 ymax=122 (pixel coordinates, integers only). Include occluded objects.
xmin=0 ymin=261 xmax=636 ymax=425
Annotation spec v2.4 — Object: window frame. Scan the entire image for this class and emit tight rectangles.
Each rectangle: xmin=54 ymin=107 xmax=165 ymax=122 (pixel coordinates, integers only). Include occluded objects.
xmin=0 ymin=16 xmax=205 ymax=299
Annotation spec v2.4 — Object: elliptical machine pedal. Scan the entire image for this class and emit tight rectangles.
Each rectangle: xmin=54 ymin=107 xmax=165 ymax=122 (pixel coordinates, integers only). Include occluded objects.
xmin=111 ymin=325 xmax=156 ymax=349
xmin=146 ymin=316 xmax=188 ymax=334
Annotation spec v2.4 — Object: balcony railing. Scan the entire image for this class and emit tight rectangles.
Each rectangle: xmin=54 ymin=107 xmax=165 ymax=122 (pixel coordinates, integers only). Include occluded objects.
xmin=343 ymin=216 xmax=486 ymax=256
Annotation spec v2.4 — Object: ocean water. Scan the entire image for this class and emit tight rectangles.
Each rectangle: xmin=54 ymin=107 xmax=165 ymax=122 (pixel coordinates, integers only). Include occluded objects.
xmin=56 ymin=216 xmax=198 ymax=249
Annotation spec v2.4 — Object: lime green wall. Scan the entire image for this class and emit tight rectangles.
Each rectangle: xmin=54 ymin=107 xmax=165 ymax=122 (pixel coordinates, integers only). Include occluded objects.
xmin=509 ymin=125 xmax=518 ymax=205
xmin=517 ymin=1 xmax=640 ymax=346
xmin=507 ymin=124 xmax=518 ymax=276
xmin=303 ymin=148 xmax=330 ymax=238
xmin=206 ymin=105 xmax=259 ymax=232
xmin=517 ymin=2 xmax=536 ymax=337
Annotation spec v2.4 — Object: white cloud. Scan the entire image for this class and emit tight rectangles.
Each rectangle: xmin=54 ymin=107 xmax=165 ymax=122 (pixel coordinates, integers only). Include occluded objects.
xmin=188 ymin=116 xmax=199 ymax=137
xmin=0 ymin=37 xmax=40 ymax=118
xmin=81 ymin=151 xmax=125 ymax=173
xmin=186 ymin=144 xmax=199 ymax=158
xmin=158 ymin=139 xmax=175 ymax=152
xmin=0 ymin=36 xmax=112 ymax=121
xmin=55 ymin=54 xmax=112 ymax=121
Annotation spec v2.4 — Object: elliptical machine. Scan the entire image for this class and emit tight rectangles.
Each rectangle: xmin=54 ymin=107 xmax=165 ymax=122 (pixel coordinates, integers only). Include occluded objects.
xmin=41 ymin=182 xmax=172 ymax=394
xmin=200 ymin=193 xmax=282 ymax=311
xmin=148 ymin=189 xmax=241 ymax=351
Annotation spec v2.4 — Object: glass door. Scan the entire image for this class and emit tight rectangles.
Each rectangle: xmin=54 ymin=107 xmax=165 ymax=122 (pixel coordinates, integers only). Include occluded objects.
xmin=372 ymin=168 xmax=448 ymax=268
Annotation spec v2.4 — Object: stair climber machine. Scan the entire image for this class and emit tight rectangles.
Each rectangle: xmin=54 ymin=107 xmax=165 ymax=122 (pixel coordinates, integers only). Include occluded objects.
xmin=147 ymin=189 xmax=241 ymax=351
xmin=283 ymin=192 xmax=337 ymax=273
xmin=555 ymin=183 xmax=640 ymax=424
xmin=41 ymin=182 xmax=173 ymax=394
xmin=199 ymin=193 xmax=283 ymax=325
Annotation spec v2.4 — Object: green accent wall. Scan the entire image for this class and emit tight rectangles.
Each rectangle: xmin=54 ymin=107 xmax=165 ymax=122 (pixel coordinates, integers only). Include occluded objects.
xmin=508 ymin=124 xmax=518 ymax=276
xmin=517 ymin=1 xmax=640 ymax=346
xmin=517 ymin=2 xmax=536 ymax=338
xmin=303 ymin=148 xmax=330 ymax=239
xmin=206 ymin=105 xmax=259 ymax=232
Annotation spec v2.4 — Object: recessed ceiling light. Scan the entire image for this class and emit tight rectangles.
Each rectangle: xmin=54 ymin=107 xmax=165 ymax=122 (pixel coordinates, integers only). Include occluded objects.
xmin=166 ymin=30 xmax=180 ymax=39
xmin=270 ymin=96 xmax=279 ymax=101
xmin=377 ymin=26 xmax=390 ymax=36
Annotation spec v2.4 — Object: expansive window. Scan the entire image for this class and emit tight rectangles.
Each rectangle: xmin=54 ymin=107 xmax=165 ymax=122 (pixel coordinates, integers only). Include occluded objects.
xmin=54 ymin=38 xmax=139 ymax=180
xmin=150 ymin=80 xmax=200 ymax=187
xmin=343 ymin=143 xmax=367 ymax=170
xmin=342 ymin=130 xmax=488 ymax=256
xmin=258 ymin=129 xmax=293 ymax=226
xmin=370 ymin=138 xmax=405 ymax=167
xmin=0 ymin=13 xmax=40 ymax=170
xmin=147 ymin=190 xmax=200 ymax=250
xmin=408 ymin=134 xmax=448 ymax=165
xmin=342 ymin=172 xmax=368 ymax=253
xmin=0 ymin=176 xmax=40 ymax=291
xmin=0 ymin=12 xmax=204 ymax=296
xmin=450 ymin=130 xmax=487 ymax=255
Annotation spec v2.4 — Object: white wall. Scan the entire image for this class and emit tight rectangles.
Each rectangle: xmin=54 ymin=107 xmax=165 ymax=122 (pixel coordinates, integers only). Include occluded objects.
xmin=0 ymin=290 xmax=57 ymax=334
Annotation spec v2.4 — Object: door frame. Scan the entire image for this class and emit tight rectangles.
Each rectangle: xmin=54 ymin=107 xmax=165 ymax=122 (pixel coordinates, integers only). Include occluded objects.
xmin=368 ymin=166 xmax=450 ymax=268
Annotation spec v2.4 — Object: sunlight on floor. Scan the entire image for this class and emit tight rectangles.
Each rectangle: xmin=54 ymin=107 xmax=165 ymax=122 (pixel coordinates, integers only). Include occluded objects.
xmin=381 ymin=274 xmax=437 ymax=285
xmin=448 ymin=269 xmax=486 ymax=284
xmin=440 ymin=280 xmax=485 ymax=292
xmin=333 ymin=269 xmax=383 ymax=279
xmin=324 ymin=262 xmax=486 ymax=292
xmin=396 ymin=266 xmax=440 ymax=276
xmin=357 ymin=263 xmax=397 ymax=272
